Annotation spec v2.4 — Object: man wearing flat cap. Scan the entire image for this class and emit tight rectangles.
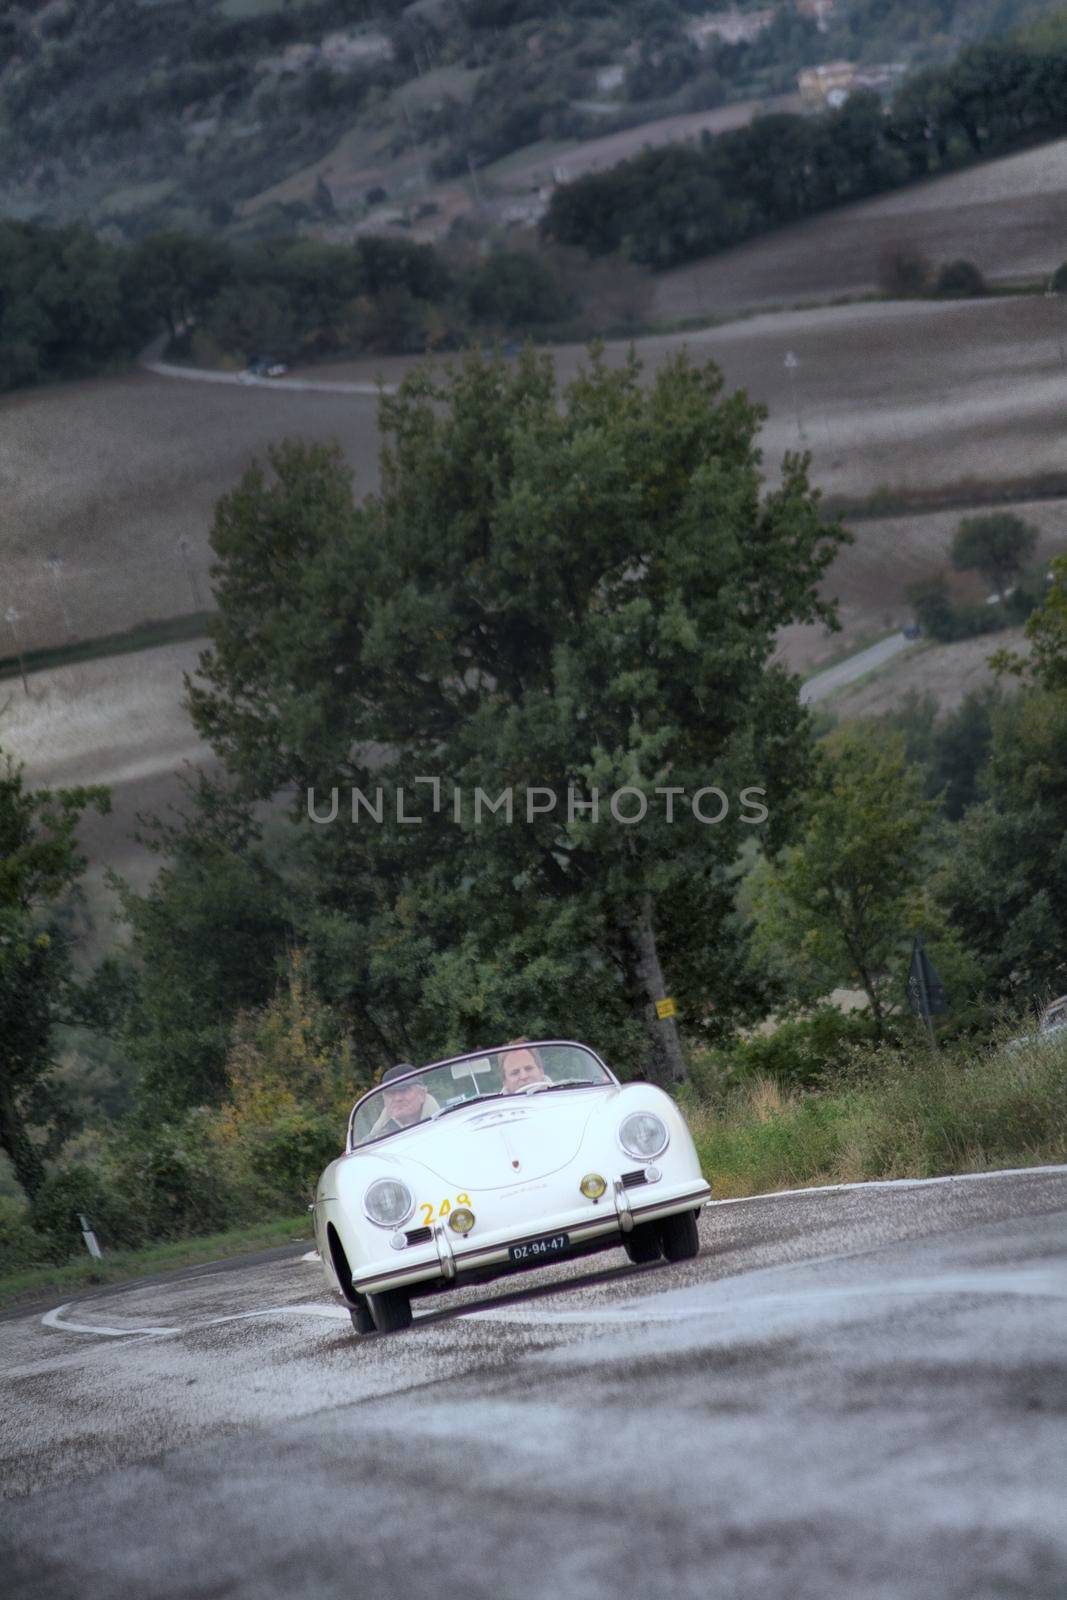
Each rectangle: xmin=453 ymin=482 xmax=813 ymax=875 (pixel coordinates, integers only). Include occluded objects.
xmin=369 ymin=1062 xmax=440 ymax=1136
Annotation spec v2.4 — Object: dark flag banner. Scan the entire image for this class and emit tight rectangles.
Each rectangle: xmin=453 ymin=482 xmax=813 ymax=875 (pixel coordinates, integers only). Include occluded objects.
xmin=907 ymin=936 xmax=948 ymax=1021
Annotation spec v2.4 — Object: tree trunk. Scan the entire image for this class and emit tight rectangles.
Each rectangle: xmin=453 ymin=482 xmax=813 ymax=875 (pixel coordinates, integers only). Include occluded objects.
xmin=0 ymin=1081 xmax=45 ymax=1202
xmin=628 ymin=894 xmax=687 ymax=1088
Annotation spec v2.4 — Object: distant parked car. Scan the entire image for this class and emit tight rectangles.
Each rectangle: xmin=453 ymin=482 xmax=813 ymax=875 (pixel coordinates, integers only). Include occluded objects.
xmin=242 ymin=355 xmax=288 ymax=378
xmin=1004 ymin=994 xmax=1067 ymax=1054
xmin=902 ymin=624 xmax=922 ymax=640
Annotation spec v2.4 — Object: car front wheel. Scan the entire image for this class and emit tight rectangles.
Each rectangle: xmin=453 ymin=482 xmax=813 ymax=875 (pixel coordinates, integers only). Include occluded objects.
xmin=349 ymin=1296 xmax=375 ymax=1335
xmin=367 ymin=1287 xmax=413 ymax=1334
xmin=658 ymin=1209 xmax=700 ymax=1262
xmin=623 ymin=1221 xmax=663 ymax=1265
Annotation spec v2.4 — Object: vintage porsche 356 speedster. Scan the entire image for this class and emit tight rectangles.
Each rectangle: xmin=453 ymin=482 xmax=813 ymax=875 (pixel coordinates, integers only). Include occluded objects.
xmin=313 ymin=1039 xmax=711 ymax=1335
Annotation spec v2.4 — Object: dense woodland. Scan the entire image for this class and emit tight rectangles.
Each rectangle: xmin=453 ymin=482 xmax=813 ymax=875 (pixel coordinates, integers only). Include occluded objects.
xmin=7 ymin=9 xmax=1067 ymax=390
xmin=543 ymin=31 xmax=1067 ymax=265
xmin=0 ymin=219 xmax=586 ymax=390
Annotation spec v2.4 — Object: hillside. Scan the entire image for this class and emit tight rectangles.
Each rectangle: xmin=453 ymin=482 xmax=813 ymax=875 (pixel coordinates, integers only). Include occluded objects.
xmin=0 ymin=0 xmax=1059 ymax=244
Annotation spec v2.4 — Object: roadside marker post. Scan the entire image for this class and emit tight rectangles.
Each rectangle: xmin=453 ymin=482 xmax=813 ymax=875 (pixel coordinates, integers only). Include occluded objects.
xmin=78 ymin=1214 xmax=103 ymax=1261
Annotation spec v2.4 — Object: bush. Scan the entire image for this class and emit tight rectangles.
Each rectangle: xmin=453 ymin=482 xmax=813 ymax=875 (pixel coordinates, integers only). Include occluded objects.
xmin=243 ymin=1111 xmax=343 ymax=1210
xmin=30 ymin=1162 xmax=144 ymax=1255
xmin=933 ymin=258 xmax=986 ymax=297
xmin=109 ymin=1113 xmax=237 ymax=1240
xmin=716 ymin=1007 xmax=873 ymax=1090
xmin=0 ymin=1196 xmax=56 ymax=1273
xmin=468 ymin=250 xmax=571 ymax=326
xmin=877 ymin=245 xmax=932 ymax=297
xmin=907 ymin=573 xmax=1010 ymax=642
xmin=907 ymin=573 xmax=955 ymax=639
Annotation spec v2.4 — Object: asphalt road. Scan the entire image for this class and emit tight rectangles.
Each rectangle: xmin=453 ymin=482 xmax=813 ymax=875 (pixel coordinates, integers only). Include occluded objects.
xmin=2 ymin=1167 xmax=1065 ymax=1600
xmin=799 ymin=632 xmax=919 ymax=703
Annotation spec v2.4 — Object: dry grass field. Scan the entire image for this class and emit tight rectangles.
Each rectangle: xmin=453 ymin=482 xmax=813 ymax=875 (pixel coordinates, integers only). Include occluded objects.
xmin=0 ymin=641 xmax=218 ymax=941
xmin=6 ymin=293 xmax=1066 ymax=660
xmin=827 ymin=628 xmax=1030 ymax=721
xmin=0 ymin=371 xmax=385 ymax=653
xmin=651 ymin=135 xmax=1067 ymax=321
xmin=6 ymin=275 xmax=1067 ymax=902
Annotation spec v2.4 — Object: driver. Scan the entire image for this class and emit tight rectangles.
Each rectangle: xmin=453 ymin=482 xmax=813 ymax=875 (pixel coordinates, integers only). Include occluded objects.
xmin=369 ymin=1062 xmax=440 ymax=1135
xmin=499 ymin=1038 xmax=549 ymax=1094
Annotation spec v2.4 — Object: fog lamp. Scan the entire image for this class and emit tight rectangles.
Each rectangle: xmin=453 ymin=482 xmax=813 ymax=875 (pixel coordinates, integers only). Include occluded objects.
xmin=449 ymin=1207 xmax=476 ymax=1234
xmin=580 ymin=1173 xmax=607 ymax=1200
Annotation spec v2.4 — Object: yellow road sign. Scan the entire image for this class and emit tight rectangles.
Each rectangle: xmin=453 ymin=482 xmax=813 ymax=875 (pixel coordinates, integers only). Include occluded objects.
xmin=655 ymin=997 xmax=676 ymax=1019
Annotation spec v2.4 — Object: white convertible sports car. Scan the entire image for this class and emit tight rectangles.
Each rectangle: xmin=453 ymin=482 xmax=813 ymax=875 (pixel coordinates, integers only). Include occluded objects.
xmin=313 ymin=1039 xmax=712 ymax=1335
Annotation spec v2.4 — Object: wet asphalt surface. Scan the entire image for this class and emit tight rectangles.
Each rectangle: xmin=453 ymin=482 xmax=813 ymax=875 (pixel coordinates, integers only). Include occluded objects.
xmin=1 ymin=1169 xmax=1065 ymax=1600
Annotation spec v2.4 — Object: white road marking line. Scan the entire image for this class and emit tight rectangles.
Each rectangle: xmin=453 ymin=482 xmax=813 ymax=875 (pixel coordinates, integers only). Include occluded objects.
xmin=709 ymin=1162 xmax=1067 ymax=1208
xmin=41 ymin=1301 xmax=349 ymax=1340
xmin=42 ymin=1304 xmax=179 ymax=1338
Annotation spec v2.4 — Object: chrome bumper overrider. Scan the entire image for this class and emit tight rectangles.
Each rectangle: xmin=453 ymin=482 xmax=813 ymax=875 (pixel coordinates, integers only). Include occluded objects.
xmin=351 ymin=1180 xmax=712 ymax=1296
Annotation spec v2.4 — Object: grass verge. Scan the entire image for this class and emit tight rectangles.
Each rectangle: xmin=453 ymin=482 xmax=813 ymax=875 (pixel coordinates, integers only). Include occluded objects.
xmin=687 ymin=1033 xmax=1067 ymax=1200
xmin=0 ymin=1213 xmax=311 ymax=1311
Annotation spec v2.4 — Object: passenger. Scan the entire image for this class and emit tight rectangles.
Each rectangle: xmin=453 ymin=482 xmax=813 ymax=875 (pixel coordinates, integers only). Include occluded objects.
xmin=370 ymin=1062 xmax=440 ymax=1135
xmin=499 ymin=1038 xmax=549 ymax=1094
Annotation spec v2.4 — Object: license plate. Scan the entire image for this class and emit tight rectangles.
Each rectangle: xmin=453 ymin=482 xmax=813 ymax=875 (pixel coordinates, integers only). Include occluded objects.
xmin=509 ymin=1233 xmax=570 ymax=1263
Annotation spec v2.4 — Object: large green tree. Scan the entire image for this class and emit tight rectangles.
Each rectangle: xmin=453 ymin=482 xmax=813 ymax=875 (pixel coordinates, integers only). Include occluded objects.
xmin=942 ymin=557 xmax=1067 ymax=999
xmin=749 ymin=725 xmax=967 ymax=1038
xmin=0 ymin=754 xmax=108 ymax=1198
xmin=950 ymin=511 xmax=1038 ymax=600
xmin=187 ymin=347 xmax=849 ymax=1085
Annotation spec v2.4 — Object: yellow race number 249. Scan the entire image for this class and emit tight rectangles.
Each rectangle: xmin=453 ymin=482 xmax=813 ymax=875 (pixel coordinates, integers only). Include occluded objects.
xmin=418 ymin=1192 xmax=470 ymax=1227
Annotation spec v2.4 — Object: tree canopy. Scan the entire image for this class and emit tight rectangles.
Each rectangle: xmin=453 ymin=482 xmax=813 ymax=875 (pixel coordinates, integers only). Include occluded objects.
xmin=0 ymin=754 xmax=109 ymax=1198
xmin=749 ymin=725 xmax=957 ymax=1037
xmin=951 ymin=511 xmax=1039 ymax=599
xmin=184 ymin=346 xmax=849 ymax=1085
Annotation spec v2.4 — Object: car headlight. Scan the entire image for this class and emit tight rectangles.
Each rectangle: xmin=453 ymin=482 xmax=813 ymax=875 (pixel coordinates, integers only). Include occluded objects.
xmin=618 ymin=1111 xmax=669 ymax=1161
xmin=363 ymin=1178 xmax=415 ymax=1228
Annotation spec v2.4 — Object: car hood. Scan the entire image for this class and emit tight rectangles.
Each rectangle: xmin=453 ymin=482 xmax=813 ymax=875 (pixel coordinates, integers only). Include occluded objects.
xmin=392 ymin=1086 xmax=618 ymax=1190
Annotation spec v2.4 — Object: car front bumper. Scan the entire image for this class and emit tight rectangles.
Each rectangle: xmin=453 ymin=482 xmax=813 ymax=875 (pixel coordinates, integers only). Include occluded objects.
xmin=349 ymin=1177 xmax=712 ymax=1297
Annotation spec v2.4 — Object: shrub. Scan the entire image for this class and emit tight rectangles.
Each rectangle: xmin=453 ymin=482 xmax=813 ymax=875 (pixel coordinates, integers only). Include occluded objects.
xmin=207 ymin=954 xmax=360 ymax=1212
xmin=877 ymin=244 xmax=932 ymax=297
xmin=933 ymin=258 xmax=986 ymax=297
xmin=907 ymin=573 xmax=955 ymax=639
xmin=30 ymin=1162 xmax=144 ymax=1255
xmin=0 ymin=1197 xmax=56 ymax=1273
xmin=720 ymin=1007 xmax=873 ymax=1089
xmin=468 ymin=250 xmax=571 ymax=326
xmin=109 ymin=1113 xmax=237 ymax=1240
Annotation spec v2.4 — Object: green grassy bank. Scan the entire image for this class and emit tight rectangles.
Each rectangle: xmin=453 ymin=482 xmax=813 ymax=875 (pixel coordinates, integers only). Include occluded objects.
xmin=0 ymin=1213 xmax=312 ymax=1311
xmin=689 ymin=1034 xmax=1067 ymax=1200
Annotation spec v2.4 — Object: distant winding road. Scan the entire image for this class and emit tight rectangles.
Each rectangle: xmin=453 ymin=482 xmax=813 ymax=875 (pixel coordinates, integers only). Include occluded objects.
xmin=800 ymin=631 xmax=919 ymax=703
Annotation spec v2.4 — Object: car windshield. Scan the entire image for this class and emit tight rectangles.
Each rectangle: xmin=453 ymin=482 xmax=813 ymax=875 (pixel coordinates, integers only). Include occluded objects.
xmin=348 ymin=1042 xmax=613 ymax=1150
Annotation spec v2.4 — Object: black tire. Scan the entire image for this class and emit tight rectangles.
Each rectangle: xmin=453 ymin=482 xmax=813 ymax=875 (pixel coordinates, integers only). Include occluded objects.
xmin=349 ymin=1297 xmax=375 ymax=1335
xmin=658 ymin=1208 xmax=700 ymax=1262
xmin=623 ymin=1221 xmax=663 ymax=1265
xmin=367 ymin=1287 xmax=413 ymax=1334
